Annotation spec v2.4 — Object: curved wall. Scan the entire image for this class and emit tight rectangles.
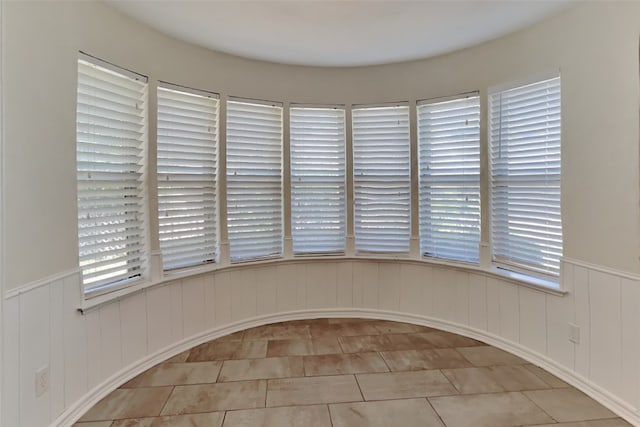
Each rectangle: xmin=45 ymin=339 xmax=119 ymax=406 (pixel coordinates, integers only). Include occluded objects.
xmin=2 ymin=1 xmax=640 ymax=426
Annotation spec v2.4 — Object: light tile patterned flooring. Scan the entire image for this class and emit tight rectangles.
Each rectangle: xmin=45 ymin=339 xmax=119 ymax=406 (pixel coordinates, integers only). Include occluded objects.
xmin=74 ymin=318 xmax=631 ymax=427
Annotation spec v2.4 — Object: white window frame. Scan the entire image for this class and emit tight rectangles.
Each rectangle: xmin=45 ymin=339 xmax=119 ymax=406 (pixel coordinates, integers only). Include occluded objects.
xmin=489 ymin=73 xmax=562 ymax=280
xmin=290 ymin=105 xmax=347 ymax=255
xmin=226 ymin=98 xmax=284 ymax=262
xmin=157 ymin=82 xmax=219 ymax=271
xmin=417 ymin=93 xmax=481 ymax=264
xmin=76 ymin=53 xmax=148 ymax=296
xmin=352 ymin=103 xmax=411 ymax=254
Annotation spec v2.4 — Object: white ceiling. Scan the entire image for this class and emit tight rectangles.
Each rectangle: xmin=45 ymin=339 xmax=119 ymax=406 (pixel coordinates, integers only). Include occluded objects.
xmin=106 ymin=0 xmax=572 ymax=67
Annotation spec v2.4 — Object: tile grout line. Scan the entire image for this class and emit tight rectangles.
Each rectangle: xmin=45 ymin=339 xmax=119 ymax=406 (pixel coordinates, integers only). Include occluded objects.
xmin=352 ymin=373 xmax=366 ymax=402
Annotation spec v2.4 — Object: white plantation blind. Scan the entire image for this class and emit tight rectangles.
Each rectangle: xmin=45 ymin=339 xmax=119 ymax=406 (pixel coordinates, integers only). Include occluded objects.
xmin=352 ymin=105 xmax=411 ymax=253
xmin=290 ymin=107 xmax=346 ymax=254
xmin=157 ymin=85 xmax=219 ymax=270
xmin=76 ymin=57 xmax=147 ymax=294
xmin=490 ymin=76 xmax=562 ymax=277
xmin=418 ymin=96 xmax=480 ymax=263
xmin=226 ymin=100 xmax=283 ymax=262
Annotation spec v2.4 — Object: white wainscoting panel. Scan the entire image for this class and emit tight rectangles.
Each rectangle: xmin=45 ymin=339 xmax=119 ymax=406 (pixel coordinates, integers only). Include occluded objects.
xmin=3 ymin=295 xmax=20 ymax=427
xmin=518 ymin=287 xmax=547 ymax=356
xmin=120 ymin=292 xmax=148 ymax=367
xmin=146 ymin=284 xmax=174 ymax=354
xmin=3 ymin=258 xmax=640 ymax=427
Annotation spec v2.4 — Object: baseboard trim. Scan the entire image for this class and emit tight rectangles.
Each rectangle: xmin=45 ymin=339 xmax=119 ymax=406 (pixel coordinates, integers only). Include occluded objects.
xmin=52 ymin=308 xmax=640 ymax=427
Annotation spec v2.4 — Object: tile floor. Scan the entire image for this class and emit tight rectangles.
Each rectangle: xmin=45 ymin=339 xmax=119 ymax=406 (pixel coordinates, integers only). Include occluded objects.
xmin=74 ymin=318 xmax=631 ymax=427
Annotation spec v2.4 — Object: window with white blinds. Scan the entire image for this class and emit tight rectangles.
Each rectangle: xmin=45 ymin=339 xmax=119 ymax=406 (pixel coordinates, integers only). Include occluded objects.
xmin=76 ymin=56 xmax=147 ymax=294
xmin=226 ymin=100 xmax=283 ymax=262
xmin=157 ymin=85 xmax=219 ymax=271
xmin=352 ymin=105 xmax=411 ymax=253
xmin=490 ymin=76 xmax=562 ymax=278
xmin=418 ymin=95 xmax=480 ymax=263
xmin=290 ymin=107 xmax=346 ymax=254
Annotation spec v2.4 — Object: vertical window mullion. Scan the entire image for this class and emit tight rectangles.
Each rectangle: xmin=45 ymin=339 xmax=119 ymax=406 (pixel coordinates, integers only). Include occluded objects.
xmin=76 ymin=56 xmax=148 ymax=295
xmin=352 ymin=105 xmax=411 ymax=254
xmin=157 ymin=85 xmax=219 ymax=271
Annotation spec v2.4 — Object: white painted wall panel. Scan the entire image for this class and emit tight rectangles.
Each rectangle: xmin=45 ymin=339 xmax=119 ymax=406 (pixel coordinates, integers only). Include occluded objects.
xmin=399 ymin=264 xmax=424 ymax=315
xmin=468 ymin=274 xmax=488 ymax=332
xmin=378 ymin=263 xmax=400 ymax=312
xmin=546 ymin=262 xmax=575 ymax=370
xmin=306 ymin=263 xmax=336 ymax=309
xmin=231 ymin=270 xmax=257 ymax=322
xmin=589 ymin=270 xmax=622 ymax=396
xmin=99 ymin=302 xmax=122 ymax=382
xmin=336 ymin=262 xmax=353 ymax=307
xmin=295 ymin=264 xmax=308 ymax=309
xmin=85 ymin=310 xmax=102 ymax=390
xmin=419 ymin=264 xmax=434 ymax=318
xmin=620 ymin=278 xmax=640 ymax=408
xmin=498 ymin=281 xmax=519 ymax=342
xmin=62 ymin=275 xmax=88 ymax=408
xmin=276 ymin=264 xmax=298 ymax=313
xmin=19 ymin=285 xmax=50 ymax=427
xmin=453 ymin=271 xmax=470 ymax=326
xmin=573 ymin=265 xmax=591 ymax=378
xmin=361 ymin=262 xmax=380 ymax=309
xmin=486 ymin=278 xmax=501 ymax=336
xmin=182 ymin=276 xmax=206 ymax=337
xmin=214 ymin=272 xmax=232 ymax=326
xmin=146 ymin=285 xmax=174 ymax=354
xmin=255 ymin=266 xmax=278 ymax=315
xmin=204 ymin=275 xmax=216 ymax=329
xmin=518 ymin=287 xmax=547 ymax=356
xmin=3 ymin=296 xmax=20 ymax=427
xmin=120 ymin=292 xmax=148 ymax=367
xmin=49 ymin=280 xmax=65 ymax=420
xmin=432 ymin=267 xmax=456 ymax=322
xmin=170 ymin=282 xmax=184 ymax=341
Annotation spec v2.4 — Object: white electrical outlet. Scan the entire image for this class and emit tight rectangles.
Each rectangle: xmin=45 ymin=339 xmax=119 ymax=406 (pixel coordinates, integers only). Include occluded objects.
xmin=35 ymin=365 xmax=49 ymax=397
xmin=569 ymin=323 xmax=580 ymax=344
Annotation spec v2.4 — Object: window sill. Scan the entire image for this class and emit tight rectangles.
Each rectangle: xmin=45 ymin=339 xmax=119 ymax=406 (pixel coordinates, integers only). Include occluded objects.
xmin=79 ymin=254 xmax=567 ymax=313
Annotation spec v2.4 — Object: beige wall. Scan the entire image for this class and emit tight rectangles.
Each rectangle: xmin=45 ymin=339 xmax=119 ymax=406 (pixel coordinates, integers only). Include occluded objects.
xmin=2 ymin=1 xmax=640 ymax=290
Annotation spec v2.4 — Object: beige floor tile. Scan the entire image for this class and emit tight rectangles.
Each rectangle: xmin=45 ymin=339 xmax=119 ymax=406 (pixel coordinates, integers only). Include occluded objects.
xmin=244 ymin=323 xmax=312 ymax=340
xmin=187 ymin=340 xmax=267 ymax=362
xmin=371 ymin=320 xmax=427 ymax=334
xmin=79 ymin=387 xmax=173 ymax=422
xmin=413 ymin=331 xmax=485 ymax=348
xmin=524 ymin=364 xmax=571 ymax=388
xmin=218 ymin=356 xmax=304 ymax=381
xmin=526 ymin=419 xmax=632 ymax=426
xmin=310 ymin=321 xmax=380 ymax=339
xmin=266 ymin=375 xmax=362 ymax=406
xmin=381 ymin=348 xmax=472 ymax=371
xmin=164 ymin=350 xmax=191 ymax=363
xmin=441 ymin=367 xmax=504 ymax=394
xmin=122 ymin=361 xmax=222 ymax=388
xmin=110 ymin=412 xmax=224 ymax=427
xmin=356 ymin=370 xmax=457 ymax=400
xmin=330 ymin=398 xmax=445 ymax=427
xmin=266 ymin=337 xmax=341 ymax=357
xmin=456 ymin=346 xmax=528 ymax=366
xmin=217 ymin=331 xmax=245 ymax=342
xmin=161 ymin=380 xmax=266 ymax=415
xmin=73 ymin=422 xmax=113 ymax=427
xmin=430 ymin=392 xmax=555 ymax=427
xmin=303 ymin=352 xmax=388 ymax=376
xmin=524 ymin=388 xmax=617 ymax=422
xmin=338 ymin=334 xmax=406 ymax=353
xmin=485 ymin=364 xmax=550 ymax=391
xmin=223 ymin=405 xmax=332 ymax=427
